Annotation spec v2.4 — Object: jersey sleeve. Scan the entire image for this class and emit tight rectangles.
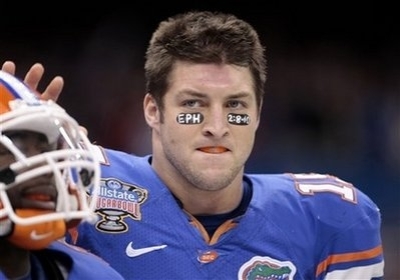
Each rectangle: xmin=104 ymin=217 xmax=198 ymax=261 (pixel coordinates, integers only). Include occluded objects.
xmin=289 ymin=173 xmax=384 ymax=279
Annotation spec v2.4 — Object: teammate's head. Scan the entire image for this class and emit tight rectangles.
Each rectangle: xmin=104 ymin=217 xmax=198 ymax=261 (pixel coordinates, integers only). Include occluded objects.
xmin=145 ymin=11 xmax=267 ymax=113
xmin=0 ymin=70 xmax=100 ymax=250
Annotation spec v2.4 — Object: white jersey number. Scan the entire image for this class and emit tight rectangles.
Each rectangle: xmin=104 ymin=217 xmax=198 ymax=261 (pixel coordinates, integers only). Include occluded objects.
xmin=292 ymin=173 xmax=357 ymax=203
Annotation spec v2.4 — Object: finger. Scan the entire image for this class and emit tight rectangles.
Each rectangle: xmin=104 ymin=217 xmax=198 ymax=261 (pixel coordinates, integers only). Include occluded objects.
xmin=2 ymin=61 xmax=63 ymax=102
xmin=1 ymin=61 xmax=16 ymax=74
xmin=23 ymin=62 xmax=45 ymax=90
xmin=80 ymin=126 xmax=88 ymax=136
xmin=41 ymin=76 xmax=64 ymax=102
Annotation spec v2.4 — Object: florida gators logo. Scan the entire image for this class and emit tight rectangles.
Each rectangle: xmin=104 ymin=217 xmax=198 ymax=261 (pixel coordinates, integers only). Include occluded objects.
xmin=238 ymin=256 xmax=296 ymax=280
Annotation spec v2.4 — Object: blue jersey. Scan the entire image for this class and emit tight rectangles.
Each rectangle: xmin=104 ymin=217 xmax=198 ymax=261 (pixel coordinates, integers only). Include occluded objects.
xmin=0 ymin=240 xmax=124 ymax=279
xmin=66 ymin=147 xmax=384 ymax=279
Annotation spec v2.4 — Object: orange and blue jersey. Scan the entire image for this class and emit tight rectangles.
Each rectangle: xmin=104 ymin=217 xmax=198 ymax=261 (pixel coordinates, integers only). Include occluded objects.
xmin=66 ymin=146 xmax=384 ymax=279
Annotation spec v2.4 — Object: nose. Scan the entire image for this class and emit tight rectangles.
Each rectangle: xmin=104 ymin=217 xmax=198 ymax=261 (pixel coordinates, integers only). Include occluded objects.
xmin=19 ymin=144 xmax=54 ymax=179
xmin=202 ymin=106 xmax=229 ymax=138
xmin=5 ymin=132 xmax=55 ymax=178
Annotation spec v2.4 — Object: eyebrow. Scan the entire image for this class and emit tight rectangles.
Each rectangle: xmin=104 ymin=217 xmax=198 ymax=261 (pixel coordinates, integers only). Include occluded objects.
xmin=176 ymin=90 xmax=205 ymax=98
xmin=176 ymin=90 xmax=252 ymax=99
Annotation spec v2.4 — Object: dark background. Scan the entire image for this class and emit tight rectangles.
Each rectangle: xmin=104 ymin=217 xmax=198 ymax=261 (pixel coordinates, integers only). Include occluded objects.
xmin=2 ymin=1 xmax=399 ymax=277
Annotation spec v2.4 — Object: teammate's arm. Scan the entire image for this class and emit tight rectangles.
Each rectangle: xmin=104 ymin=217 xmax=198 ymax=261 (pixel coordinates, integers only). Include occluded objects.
xmin=1 ymin=60 xmax=63 ymax=102
xmin=1 ymin=61 xmax=88 ymax=136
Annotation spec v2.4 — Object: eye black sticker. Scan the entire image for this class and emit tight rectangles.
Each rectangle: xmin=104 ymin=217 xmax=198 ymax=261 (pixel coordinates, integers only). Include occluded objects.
xmin=176 ymin=113 xmax=250 ymax=125
xmin=227 ymin=113 xmax=250 ymax=125
xmin=176 ymin=113 xmax=204 ymax=124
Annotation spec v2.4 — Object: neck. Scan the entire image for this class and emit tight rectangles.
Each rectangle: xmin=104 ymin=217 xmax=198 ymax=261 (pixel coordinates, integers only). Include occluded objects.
xmin=163 ymin=171 xmax=244 ymax=215
xmin=0 ymin=239 xmax=30 ymax=279
xmin=183 ymin=186 xmax=243 ymax=215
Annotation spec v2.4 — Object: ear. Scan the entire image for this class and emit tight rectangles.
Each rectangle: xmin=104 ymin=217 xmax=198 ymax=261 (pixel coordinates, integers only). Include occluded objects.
xmin=254 ymin=99 xmax=263 ymax=130
xmin=143 ymin=93 xmax=160 ymax=129
xmin=255 ymin=116 xmax=261 ymax=130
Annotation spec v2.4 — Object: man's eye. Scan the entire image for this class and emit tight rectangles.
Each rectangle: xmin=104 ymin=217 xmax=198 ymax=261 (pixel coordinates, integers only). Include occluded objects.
xmin=183 ymin=100 xmax=199 ymax=107
xmin=3 ymin=131 xmax=53 ymax=153
xmin=227 ymin=100 xmax=243 ymax=108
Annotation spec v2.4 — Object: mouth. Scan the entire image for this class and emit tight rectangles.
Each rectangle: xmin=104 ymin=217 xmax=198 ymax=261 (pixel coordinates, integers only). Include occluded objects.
xmin=21 ymin=185 xmax=57 ymax=210
xmin=198 ymin=146 xmax=229 ymax=154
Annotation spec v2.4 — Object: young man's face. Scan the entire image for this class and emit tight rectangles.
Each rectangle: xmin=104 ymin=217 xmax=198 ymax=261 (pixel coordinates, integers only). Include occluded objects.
xmin=146 ymin=61 xmax=260 ymax=191
xmin=0 ymin=131 xmax=57 ymax=210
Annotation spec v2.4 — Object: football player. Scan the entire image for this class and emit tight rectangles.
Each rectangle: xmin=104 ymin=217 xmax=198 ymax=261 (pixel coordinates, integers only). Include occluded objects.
xmin=2 ymin=10 xmax=385 ymax=279
xmin=0 ymin=70 xmax=124 ymax=279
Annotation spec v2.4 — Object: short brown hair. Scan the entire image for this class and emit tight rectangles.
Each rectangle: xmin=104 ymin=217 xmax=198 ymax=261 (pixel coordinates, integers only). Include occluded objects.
xmin=145 ymin=10 xmax=267 ymax=112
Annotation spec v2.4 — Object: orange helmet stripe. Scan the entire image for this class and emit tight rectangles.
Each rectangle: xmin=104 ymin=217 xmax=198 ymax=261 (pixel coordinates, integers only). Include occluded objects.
xmin=0 ymin=83 xmax=15 ymax=114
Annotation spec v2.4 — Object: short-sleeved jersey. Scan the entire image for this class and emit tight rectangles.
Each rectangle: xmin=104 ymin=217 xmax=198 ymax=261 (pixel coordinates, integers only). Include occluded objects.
xmin=0 ymin=240 xmax=124 ymax=279
xmin=65 ymin=146 xmax=384 ymax=279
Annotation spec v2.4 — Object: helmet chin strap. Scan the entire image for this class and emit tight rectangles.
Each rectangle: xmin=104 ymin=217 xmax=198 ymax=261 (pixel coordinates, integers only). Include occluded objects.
xmin=7 ymin=209 xmax=66 ymax=250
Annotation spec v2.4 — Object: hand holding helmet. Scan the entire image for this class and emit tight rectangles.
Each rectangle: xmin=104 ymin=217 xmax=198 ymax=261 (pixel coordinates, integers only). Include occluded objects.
xmin=0 ymin=70 xmax=100 ymax=250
